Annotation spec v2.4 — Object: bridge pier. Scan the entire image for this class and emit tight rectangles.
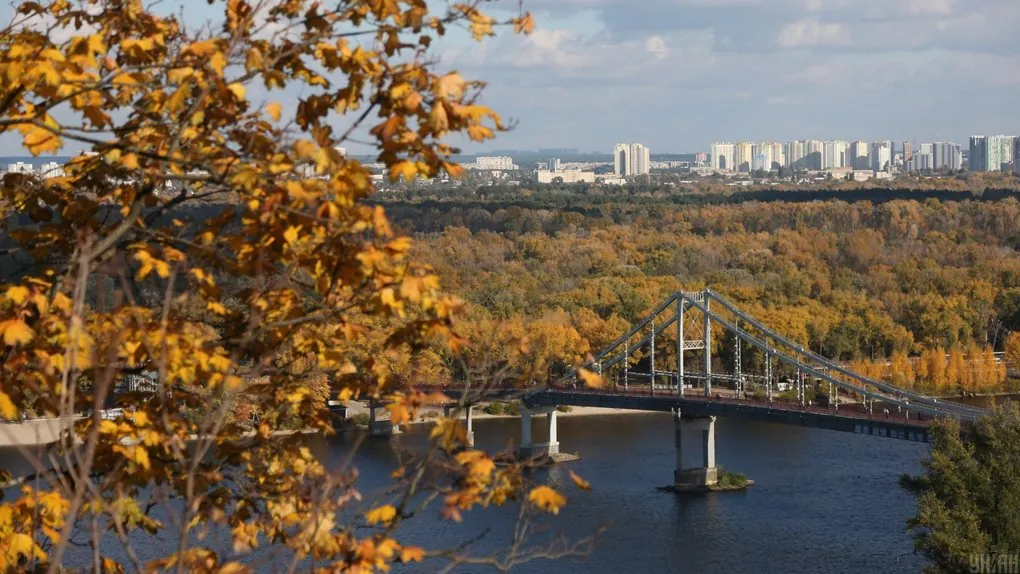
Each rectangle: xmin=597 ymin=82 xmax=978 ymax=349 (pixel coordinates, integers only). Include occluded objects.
xmin=519 ymin=406 xmax=559 ymax=458
xmin=368 ymin=397 xmax=401 ymax=438
xmin=673 ymin=411 xmax=717 ymax=490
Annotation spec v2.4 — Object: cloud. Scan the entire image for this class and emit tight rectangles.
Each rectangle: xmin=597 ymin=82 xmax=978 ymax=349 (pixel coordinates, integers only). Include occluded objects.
xmin=645 ymin=35 xmax=669 ymax=59
xmin=776 ymin=19 xmax=851 ymax=48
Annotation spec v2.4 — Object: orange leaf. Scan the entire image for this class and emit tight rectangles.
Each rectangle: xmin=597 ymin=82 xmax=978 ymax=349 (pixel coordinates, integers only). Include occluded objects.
xmin=578 ymin=367 xmax=604 ymax=388
xmin=365 ymin=504 xmax=397 ymax=525
xmin=569 ymin=470 xmax=591 ymax=492
xmin=527 ymin=485 xmax=566 ymax=515
xmin=0 ymin=318 xmax=34 ymax=346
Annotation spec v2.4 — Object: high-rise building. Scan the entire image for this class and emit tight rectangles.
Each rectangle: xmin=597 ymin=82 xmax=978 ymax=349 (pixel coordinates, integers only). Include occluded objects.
xmin=805 ymin=140 xmax=824 ymax=170
xmin=786 ymin=140 xmax=806 ymax=170
xmin=614 ymin=143 xmax=650 ymax=176
xmin=734 ymin=141 xmax=755 ymax=172
xmin=991 ymin=135 xmax=1015 ymax=171
xmin=902 ymin=142 xmax=912 ymax=162
xmin=751 ymin=154 xmax=767 ymax=172
xmin=548 ymin=158 xmax=561 ymax=172
xmin=969 ymin=136 xmax=987 ymax=171
xmin=850 ymin=141 xmax=870 ymax=170
xmin=871 ymin=141 xmax=892 ymax=172
xmin=822 ymin=140 xmax=849 ymax=169
xmin=908 ymin=152 xmax=933 ymax=172
xmin=711 ymin=142 xmax=735 ymax=171
xmin=932 ymin=142 xmax=963 ymax=171
xmin=1015 ymin=137 xmax=1020 ymax=174
xmin=475 ymin=156 xmax=516 ymax=170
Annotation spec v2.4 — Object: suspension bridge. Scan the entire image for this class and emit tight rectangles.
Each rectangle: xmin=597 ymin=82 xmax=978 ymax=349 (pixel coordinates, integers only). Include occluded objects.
xmin=439 ymin=289 xmax=992 ymax=490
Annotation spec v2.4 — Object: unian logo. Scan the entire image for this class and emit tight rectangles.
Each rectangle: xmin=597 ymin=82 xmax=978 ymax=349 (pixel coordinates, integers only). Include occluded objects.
xmin=971 ymin=553 xmax=1020 ymax=574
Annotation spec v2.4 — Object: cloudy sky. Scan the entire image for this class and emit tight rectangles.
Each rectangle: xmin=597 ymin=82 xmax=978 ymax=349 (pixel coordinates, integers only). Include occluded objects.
xmin=441 ymin=0 xmax=1020 ymax=153
xmin=3 ymin=0 xmax=1018 ymax=156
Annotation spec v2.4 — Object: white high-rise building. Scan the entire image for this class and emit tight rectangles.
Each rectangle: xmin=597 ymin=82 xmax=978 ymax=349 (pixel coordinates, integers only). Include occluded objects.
xmin=932 ymin=142 xmax=963 ymax=171
xmin=759 ymin=142 xmax=785 ymax=170
xmin=850 ymin=141 xmax=870 ymax=170
xmin=613 ymin=143 xmax=650 ymax=176
xmin=822 ymin=140 xmax=849 ymax=169
xmin=805 ymin=140 xmax=824 ymax=170
xmin=7 ymin=162 xmax=32 ymax=174
xmin=711 ymin=142 xmax=735 ymax=171
xmin=871 ymin=141 xmax=892 ymax=172
xmin=733 ymin=141 xmax=755 ymax=172
xmin=475 ymin=156 xmax=516 ymax=170
xmin=785 ymin=140 xmax=806 ymax=170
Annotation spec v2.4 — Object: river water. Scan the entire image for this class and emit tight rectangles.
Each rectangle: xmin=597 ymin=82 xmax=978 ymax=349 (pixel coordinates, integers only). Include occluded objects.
xmin=2 ymin=413 xmax=931 ymax=572
xmin=333 ymin=413 xmax=929 ymax=573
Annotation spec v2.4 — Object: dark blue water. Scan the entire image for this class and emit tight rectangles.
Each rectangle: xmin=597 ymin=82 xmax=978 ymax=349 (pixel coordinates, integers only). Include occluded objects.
xmin=1 ymin=413 xmax=929 ymax=571
xmin=331 ymin=413 xmax=928 ymax=573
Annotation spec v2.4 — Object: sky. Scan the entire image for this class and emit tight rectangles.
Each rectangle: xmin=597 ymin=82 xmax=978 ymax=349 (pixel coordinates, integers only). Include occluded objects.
xmin=450 ymin=0 xmax=1020 ymax=153
xmin=3 ymin=0 xmax=1019 ymax=156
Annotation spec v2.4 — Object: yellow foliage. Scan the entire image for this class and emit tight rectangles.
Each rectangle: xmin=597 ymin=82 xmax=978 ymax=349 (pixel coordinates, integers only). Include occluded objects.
xmin=527 ymin=485 xmax=566 ymax=515
xmin=365 ymin=504 xmax=397 ymax=526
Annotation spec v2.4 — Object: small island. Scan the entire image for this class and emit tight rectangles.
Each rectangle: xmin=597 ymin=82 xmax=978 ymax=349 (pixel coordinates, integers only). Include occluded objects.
xmin=658 ymin=469 xmax=754 ymax=494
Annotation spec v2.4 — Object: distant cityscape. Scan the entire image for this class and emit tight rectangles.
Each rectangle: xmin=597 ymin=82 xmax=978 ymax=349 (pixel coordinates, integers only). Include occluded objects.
xmin=1 ymin=135 xmax=1017 ymax=188
xmin=708 ymin=136 xmax=1019 ymax=177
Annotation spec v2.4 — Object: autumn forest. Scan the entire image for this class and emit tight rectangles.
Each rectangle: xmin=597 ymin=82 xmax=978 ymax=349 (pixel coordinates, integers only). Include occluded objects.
xmin=382 ymin=190 xmax=1020 ymax=395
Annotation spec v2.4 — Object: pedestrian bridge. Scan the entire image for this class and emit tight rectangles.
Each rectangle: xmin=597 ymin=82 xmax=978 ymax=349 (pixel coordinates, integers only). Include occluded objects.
xmin=439 ymin=289 xmax=991 ymax=490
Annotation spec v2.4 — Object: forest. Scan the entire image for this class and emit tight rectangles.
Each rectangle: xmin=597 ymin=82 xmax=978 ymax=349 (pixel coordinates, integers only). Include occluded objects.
xmin=383 ymin=193 xmax=1020 ymax=395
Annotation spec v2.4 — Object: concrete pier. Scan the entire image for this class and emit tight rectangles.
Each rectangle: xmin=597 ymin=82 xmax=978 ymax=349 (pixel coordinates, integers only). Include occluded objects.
xmin=464 ymin=405 xmax=474 ymax=447
xmin=673 ymin=412 xmax=717 ymax=489
xmin=368 ymin=398 xmax=400 ymax=438
xmin=519 ymin=406 xmax=559 ymax=458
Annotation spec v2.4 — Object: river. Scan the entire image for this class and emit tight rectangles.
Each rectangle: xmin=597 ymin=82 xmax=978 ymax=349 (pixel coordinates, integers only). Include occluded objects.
xmin=1 ymin=413 xmax=933 ymax=571
xmin=330 ymin=413 xmax=929 ymax=573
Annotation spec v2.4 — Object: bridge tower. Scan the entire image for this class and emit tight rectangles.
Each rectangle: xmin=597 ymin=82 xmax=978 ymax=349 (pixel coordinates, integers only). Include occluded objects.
xmin=673 ymin=410 xmax=717 ymax=489
xmin=677 ymin=290 xmax=712 ymax=397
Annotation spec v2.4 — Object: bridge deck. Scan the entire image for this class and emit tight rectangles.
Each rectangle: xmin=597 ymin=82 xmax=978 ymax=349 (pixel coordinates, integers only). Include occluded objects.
xmin=523 ymin=386 xmax=934 ymax=442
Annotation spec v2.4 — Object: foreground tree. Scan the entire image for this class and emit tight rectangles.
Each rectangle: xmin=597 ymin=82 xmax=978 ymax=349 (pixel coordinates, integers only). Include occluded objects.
xmin=0 ymin=0 xmax=602 ymax=571
xmin=900 ymin=404 xmax=1020 ymax=573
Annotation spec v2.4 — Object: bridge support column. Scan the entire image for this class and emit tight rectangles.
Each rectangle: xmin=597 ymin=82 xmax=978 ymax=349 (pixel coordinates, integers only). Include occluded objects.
xmin=519 ymin=406 xmax=559 ymax=458
xmin=368 ymin=398 xmax=400 ymax=438
xmin=673 ymin=412 xmax=717 ymax=490
xmin=465 ymin=405 xmax=475 ymax=447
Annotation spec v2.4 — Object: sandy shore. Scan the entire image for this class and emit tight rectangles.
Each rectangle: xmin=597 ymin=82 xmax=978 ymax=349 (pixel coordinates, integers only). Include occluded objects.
xmin=344 ymin=401 xmax=657 ymax=426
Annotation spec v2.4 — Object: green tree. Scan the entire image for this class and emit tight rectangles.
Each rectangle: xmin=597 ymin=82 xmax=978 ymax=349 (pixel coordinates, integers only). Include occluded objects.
xmin=901 ymin=405 xmax=1020 ymax=573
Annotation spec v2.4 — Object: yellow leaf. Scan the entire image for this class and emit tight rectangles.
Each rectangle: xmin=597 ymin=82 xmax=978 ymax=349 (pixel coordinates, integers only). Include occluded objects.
xmin=283 ymin=226 xmax=300 ymax=246
xmin=217 ymin=562 xmax=250 ymax=574
xmin=578 ymin=367 xmax=604 ymax=388
xmin=569 ymin=470 xmax=591 ymax=492
xmin=227 ymin=83 xmax=245 ymax=100
xmin=133 ymin=447 xmax=150 ymax=470
xmin=365 ymin=504 xmax=397 ymax=525
xmin=0 ymin=318 xmax=34 ymax=346
xmin=207 ymin=301 xmax=228 ymax=315
xmin=121 ymin=153 xmax=139 ymax=170
xmin=266 ymin=102 xmax=281 ymax=121
xmin=186 ymin=39 xmax=219 ymax=56
xmin=0 ymin=391 xmax=17 ymax=419
xmin=5 ymin=285 xmax=30 ymax=305
xmin=527 ymin=485 xmax=566 ymax=515
xmin=389 ymin=161 xmax=418 ymax=182
xmin=210 ymin=52 xmax=227 ymax=76
xmin=435 ymin=73 xmax=466 ymax=99
xmin=400 ymin=546 xmax=425 ymax=563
